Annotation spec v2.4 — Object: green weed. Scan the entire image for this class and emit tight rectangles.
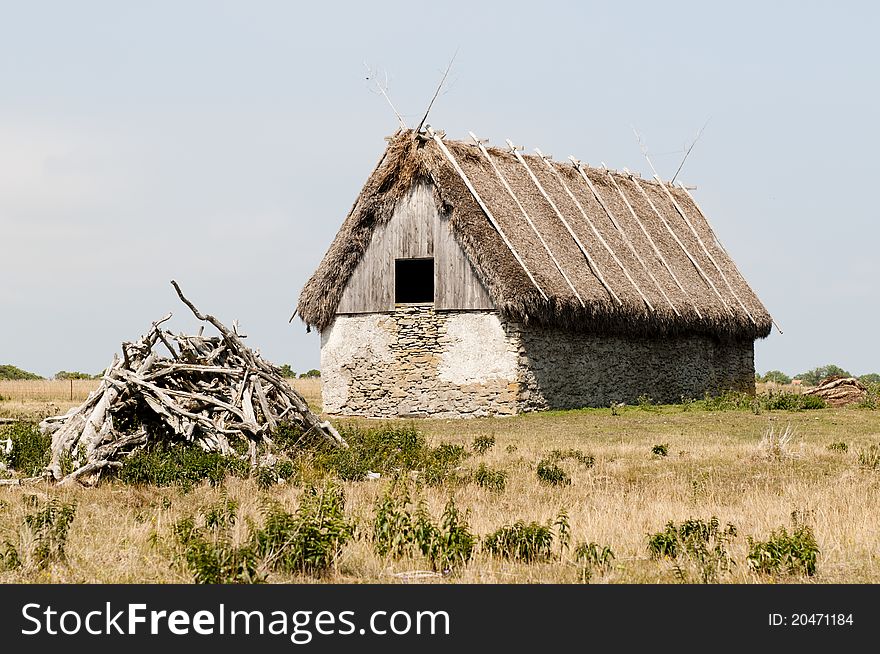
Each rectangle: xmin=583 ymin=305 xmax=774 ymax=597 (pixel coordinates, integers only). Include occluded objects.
xmin=747 ymin=524 xmax=819 ymax=577
xmin=473 ymin=463 xmax=506 ymax=492
xmin=647 ymin=517 xmax=738 ymax=583
xmin=472 ymin=434 xmax=495 ymax=454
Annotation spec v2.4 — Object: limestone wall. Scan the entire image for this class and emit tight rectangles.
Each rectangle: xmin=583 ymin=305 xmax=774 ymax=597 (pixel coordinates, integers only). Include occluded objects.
xmin=321 ymin=307 xmax=520 ymax=418
xmin=320 ymin=308 xmax=755 ymax=417
xmin=513 ymin=324 xmax=755 ymax=410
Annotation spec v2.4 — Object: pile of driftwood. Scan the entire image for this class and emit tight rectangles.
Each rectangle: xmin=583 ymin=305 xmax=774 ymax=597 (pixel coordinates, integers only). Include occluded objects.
xmin=805 ymin=377 xmax=868 ymax=407
xmin=38 ymin=281 xmax=345 ymax=486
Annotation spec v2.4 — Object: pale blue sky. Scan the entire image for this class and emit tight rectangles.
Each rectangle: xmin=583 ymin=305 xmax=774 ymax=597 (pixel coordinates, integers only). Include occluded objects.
xmin=1 ymin=1 xmax=877 ymax=378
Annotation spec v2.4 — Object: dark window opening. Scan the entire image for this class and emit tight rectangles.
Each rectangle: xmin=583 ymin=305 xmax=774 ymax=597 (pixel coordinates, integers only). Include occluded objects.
xmin=395 ymin=258 xmax=434 ymax=304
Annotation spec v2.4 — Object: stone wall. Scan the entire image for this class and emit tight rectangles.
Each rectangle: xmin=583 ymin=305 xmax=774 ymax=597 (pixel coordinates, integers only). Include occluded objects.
xmin=320 ymin=306 xmax=520 ymax=418
xmin=513 ymin=323 xmax=755 ymax=411
xmin=320 ymin=308 xmax=756 ymax=417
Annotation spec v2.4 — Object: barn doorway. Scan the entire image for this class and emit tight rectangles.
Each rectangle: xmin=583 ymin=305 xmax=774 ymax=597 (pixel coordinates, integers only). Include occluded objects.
xmin=395 ymin=258 xmax=434 ymax=304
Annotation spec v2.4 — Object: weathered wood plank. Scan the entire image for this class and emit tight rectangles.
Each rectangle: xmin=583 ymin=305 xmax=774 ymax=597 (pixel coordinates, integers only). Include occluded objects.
xmin=336 ymin=182 xmax=493 ymax=314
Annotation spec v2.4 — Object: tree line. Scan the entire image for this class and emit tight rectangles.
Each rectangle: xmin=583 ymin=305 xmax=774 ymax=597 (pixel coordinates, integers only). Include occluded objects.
xmin=759 ymin=365 xmax=880 ymax=386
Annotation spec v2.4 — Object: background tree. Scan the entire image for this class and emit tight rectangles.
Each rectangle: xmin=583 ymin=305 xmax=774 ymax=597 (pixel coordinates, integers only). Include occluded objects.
xmin=761 ymin=370 xmax=792 ymax=385
xmin=54 ymin=371 xmax=93 ymax=380
xmin=794 ymin=364 xmax=851 ymax=386
xmin=278 ymin=364 xmax=297 ymax=378
xmin=0 ymin=364 xmax=42 ymax=380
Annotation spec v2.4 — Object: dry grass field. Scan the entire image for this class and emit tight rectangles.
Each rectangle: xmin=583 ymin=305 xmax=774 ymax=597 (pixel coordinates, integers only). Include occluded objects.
xmin=1 ymin=379 xmax=879 ymax=584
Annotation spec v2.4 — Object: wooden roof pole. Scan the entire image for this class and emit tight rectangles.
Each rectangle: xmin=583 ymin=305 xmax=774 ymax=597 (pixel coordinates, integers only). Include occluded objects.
xmin=655 ymin=178 xmax=756 ymax=325
xmin=469 ymin=133 xmax=583 ymax=307
xmin=602 ymin=170 xmax=682 ymax=317
xmin=427 ymin=126 xmax=548 ymax=301
xmin=630 ymin=177 xmax=734 ymax=317
xmin=582 ymin=161 xmax=680 ymax=317
xmin=566 ymin=159 xmax=656 ymax=313
xmin=677 ymin=183 xmax=782 ymax=335
xmin=511 ymin=141 xmax=648 ymax=310
xmin=619 ymin=169 xmax=703 ymax=319
xmin=529 ymin=151 xmax=622 ymax=306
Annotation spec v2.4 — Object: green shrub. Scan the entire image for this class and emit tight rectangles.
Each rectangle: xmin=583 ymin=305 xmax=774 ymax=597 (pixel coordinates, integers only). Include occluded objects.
xmin=798 ymin=394 xmax=827 ymax=410
xmin=647 ymin=517 xmax=737 ymax=583
xmin=747 ymin=525 xmax=819 ymax=577
xmin=637 ymin=395 xmax=659 ymax=412
xmin=415 ymin=498 xmax=475 ymax=572
xmin=858 ymin=383 xmax=880 ymax=409
xmin=371 ymin=486 xmax=474 ymax=572
xmin=651 ymin=443 xmax=669 ymax=457
xmin=696 ymin=390 xmax=825 ymax=412
xmin=173 ymin=498 xmax=260 ymax=584
xmin=483 ymin=514 xmax=572 ymax=563
xmin=116 ymin=445 xmax=249 ymax=490
xmin=251 ymin=483 xmax=355 ymax=576
xmin=268 ymin=422 xmax=306 ymax=452
xmin=373 ymin=484 xmax=415 ymax=559
xmin=474 ymin=463 xmax=506 ymax=492
xmin=536 ymin=459 xmax=570 ymax=486
xmin=1 ymin=422 xmax=50 ymax=476
xmin=254 ymin=459 xmax=299 ymax=490
xmin=762 ymin=392 xmax=826 ymax=411
xmin=422 ymin=443 xmax=469 ymax=487
xmin=484 ymin=521 xmax=554 ymax=562
xmin=312 ymin=424 xmax=467 ymax=482
xmin=574 ymin=541 xmax=615 ymax=582
xmin=298 ymin=369 xmax=321 ymax=379
xmin=174 ymin=485 xmax=355 ymax=583
xmin=857 ymin=444 xmax=880 ymax=469
xmin=255 ymin=465 xmax=278 ymax=490
xmin=472 ymin=434 xmax=495 ymax=454
xmin=699 ymin=391 xmax=755 ymax=411
xmin=3 ymin=498 xmax=78 ymax=570
xmin=548 ymin=449 xmax=595 ymax=467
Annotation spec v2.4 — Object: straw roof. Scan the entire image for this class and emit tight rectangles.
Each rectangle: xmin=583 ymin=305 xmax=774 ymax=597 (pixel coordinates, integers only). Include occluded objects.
xmin=296 ymin=129 xmax=772 ymax=340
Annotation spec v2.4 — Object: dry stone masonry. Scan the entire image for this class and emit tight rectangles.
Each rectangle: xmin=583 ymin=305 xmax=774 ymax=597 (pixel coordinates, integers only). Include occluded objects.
xmin=321 ymin=306 xmax=755 ymax=418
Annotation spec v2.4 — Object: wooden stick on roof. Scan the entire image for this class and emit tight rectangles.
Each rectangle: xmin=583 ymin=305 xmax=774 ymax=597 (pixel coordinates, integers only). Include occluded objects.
xmin=601 ymin=169 xmax=682 ymax=317
xmin=629 ymin=177 xmax=733 ymax=317
xmin=427 ymin=127 xmax=547 ymax=301
xmin=415 ymin=50 xmax=458 ymax=133
xmin=470 ymin=133 xmax=583 ymax=307
xmin=568 ymin=158 xmax=656 ymax=313
xmin=532 ymin=154 xmax=623 ymax=306
xmin=618 ymin=168 xmax=702 ymax=319
xmin=654 ymin=178 xmax=757 ymax=326
xmin=677 ymin=183 xmax=782 ymax=335
xmin=590 ymin=159 xmax=679 ymax=316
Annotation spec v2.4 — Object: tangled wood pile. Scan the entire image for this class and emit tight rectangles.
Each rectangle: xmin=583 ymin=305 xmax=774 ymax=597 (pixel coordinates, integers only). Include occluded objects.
xmin=804 ymin=377 xmax=867 ymax=407
xmin=39 ymin=281 xmax=345 ymax=486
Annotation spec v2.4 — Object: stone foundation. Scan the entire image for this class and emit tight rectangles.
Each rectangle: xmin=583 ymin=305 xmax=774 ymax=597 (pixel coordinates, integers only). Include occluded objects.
xmin=513 ymin=324 xmax=755 ymax=411
xmin=320 ymin=308 xmax=755 ymax=417
xmin=320 ymin=306 xmax=520 ymax=418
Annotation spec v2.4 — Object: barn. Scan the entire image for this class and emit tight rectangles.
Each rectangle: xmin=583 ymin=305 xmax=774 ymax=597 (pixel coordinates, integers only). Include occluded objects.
xmin=295 ymin=128 xmax=772 ymax=418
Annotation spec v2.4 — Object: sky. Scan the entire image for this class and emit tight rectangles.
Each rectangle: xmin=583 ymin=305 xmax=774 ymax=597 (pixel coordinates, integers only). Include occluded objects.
xmin=1 ymin=0 xmax=878 ymax=378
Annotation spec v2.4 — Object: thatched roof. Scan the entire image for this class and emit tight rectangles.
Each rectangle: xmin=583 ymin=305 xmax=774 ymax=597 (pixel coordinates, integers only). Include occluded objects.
xmin=296 ymin=129 xmax=772 ymax=340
